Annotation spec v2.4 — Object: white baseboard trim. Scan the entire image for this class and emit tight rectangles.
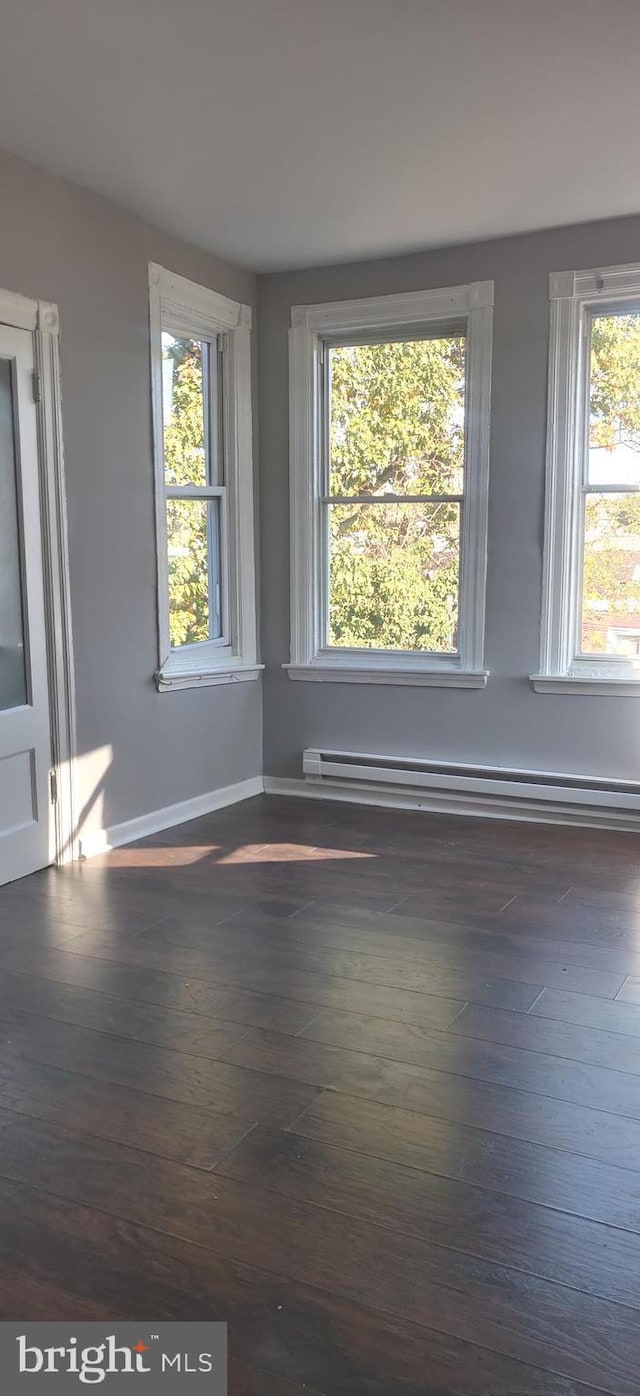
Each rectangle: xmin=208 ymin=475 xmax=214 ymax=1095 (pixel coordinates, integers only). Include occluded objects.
xmin=79 ymin=775 xmax=264 ymax=859
xmin=263 ymin=775 xmax=640 ymax=833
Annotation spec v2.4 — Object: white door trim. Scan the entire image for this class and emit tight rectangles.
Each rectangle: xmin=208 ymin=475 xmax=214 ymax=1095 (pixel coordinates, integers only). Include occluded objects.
xmin=0 ymin=287 xmax=77 ymax=866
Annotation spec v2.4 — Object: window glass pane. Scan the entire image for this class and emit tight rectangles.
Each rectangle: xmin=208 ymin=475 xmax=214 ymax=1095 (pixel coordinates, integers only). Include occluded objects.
xmin=0 ymin=358 xmax=27 ymax=711
xmin=581 ymin=492 xmax=640 ymax=654
xmin=329 ymin=336 xmax=466 ymax=498
xmin=166 ymin=497 xmax=222 ymax=648
xmin=328 ymin=501 xmax=459 ymax=652
xmin=162 ymin=333 xmax=209 ymax=486
xmin=588 ymin=312 xmax=640 ymax=487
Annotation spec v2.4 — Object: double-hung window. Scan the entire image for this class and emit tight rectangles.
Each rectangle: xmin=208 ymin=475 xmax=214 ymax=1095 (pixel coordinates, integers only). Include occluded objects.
xmin=534 ymin=263 xmax=640 ymax=694
xmin=149 ymin=264 xmax=259 ymax=691
xmin=287 ymin=282 xmax=493 ymax=686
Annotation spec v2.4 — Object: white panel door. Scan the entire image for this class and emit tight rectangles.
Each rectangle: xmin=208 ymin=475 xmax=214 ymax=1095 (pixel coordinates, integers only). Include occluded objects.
xmin=0 ymin=322 xmax=52 ymax=885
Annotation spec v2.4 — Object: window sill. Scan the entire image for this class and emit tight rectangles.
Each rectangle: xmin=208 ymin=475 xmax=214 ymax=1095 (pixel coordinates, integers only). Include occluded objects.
xmin=284 ymin=663 xmax=488 ymax=688
xmin=530 ymin=673 xmax=640 ymax=696
xmin=155 ymin=661 xmax=263 ymax=693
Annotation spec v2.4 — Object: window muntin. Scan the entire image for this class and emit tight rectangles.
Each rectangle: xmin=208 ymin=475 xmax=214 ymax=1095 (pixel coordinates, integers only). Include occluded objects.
xmin=322 ymin=332 xmax=466 ymax=656
xmin=579 ymin=311 xmax=640 ymax=658
xmin=160 ymin=330 xmax=227 ymax=651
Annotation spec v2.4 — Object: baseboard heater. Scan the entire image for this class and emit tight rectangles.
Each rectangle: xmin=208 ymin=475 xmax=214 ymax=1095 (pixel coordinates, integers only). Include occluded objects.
xmin=302 ymin=748 xmax=640 ymax=830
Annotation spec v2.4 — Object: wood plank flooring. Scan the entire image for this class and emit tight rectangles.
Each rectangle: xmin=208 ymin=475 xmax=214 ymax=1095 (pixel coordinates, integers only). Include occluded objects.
xmin=0 ymin=795 xmax=640 ymax=1393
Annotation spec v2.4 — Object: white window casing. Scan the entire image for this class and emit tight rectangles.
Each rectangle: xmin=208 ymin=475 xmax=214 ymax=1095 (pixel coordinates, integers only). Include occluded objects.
xmin=286 ymin=281 xmax=494 ymax=686
xmin=149 ymin=264 xmax=261 ymax=691
xmin=533 ymin=263 xmax=640 ymax=696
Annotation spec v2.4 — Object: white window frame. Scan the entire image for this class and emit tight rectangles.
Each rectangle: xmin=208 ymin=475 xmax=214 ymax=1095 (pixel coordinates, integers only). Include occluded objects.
xmin=533 ymin=262 xmax=640 ymax=697
xmin=286 ymin=281 xmax=493 ymax=687
xmin=149 ymin=264 xmax=261 ymax=692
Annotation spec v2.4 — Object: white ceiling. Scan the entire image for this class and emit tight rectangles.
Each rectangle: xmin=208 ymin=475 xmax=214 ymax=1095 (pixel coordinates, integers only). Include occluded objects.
xmin=2 ymin=0 xmax=640 ymax=273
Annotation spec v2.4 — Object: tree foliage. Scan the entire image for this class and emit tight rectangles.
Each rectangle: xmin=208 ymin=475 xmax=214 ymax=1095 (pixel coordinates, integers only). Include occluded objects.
xmin=163 ymin=336 xmax=210 ymax=647
xmin=590 ymin=314 xmax=640 ymax=454
xmin=582 ymin=314 xmax=640 ymax=653
xmin=328 ymin=337 xmax=464 ymax=651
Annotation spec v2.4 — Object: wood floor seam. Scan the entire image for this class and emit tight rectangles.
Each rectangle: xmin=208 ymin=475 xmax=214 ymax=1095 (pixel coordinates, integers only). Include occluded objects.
xmin=525 ymin=986 xmax=547 ymax=1013
xmin=213 ymin=1134 xmax=640 ymax=1313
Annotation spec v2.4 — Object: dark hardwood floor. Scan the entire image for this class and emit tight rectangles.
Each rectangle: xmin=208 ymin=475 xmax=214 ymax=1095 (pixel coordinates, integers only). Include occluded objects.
xmin=1 ymin=794 xmax=640 ymax=1393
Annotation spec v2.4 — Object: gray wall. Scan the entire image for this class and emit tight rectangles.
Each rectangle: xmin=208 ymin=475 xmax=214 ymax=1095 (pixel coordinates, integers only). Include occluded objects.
xmin=0 ymin=147 xmax=261 ymax=839
xmin=258 ymin=215 xmax=640 ymax=782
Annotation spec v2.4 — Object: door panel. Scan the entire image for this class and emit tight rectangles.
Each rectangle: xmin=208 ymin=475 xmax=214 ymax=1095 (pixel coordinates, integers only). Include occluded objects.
xmin=0 ymin=751 xmax=34 ymax=832
xmin=0 ymin=356 xmax=28 ymax=710
xmin=0 ymin=323 xmax=52 ymax=885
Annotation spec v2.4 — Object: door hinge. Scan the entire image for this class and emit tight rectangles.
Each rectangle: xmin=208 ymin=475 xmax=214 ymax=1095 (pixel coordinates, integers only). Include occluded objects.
xmin=32 ymin=370 xmax=41 ymax=404
xmin=49 ymin=769 xmax=58 ymax=804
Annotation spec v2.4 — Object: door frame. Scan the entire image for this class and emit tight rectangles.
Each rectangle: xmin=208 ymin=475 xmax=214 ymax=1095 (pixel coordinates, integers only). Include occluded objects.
xmin=0 ymin=286 xmax=77 ymax=867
